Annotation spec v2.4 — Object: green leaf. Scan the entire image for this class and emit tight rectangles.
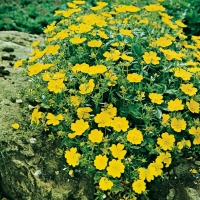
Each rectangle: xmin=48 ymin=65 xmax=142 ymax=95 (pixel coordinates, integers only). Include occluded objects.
xmin=131 ymin=43 xmax=144 ymax=56
xmin=164 ymin=89 xmax=178 ymax=94
xmin=155 ymin=107 xmax=162 ymax=119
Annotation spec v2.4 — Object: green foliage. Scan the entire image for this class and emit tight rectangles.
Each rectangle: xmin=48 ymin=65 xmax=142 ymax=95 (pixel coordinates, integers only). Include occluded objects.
xmin=0 ymin=0 xmax=67 ymax=34
xmin=162 ymin=0 xmax=200 ymax=37
xmin=1 ymin=0 xmax=199 ymax=36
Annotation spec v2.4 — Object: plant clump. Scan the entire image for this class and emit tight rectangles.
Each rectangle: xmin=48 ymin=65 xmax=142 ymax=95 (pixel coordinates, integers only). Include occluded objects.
xmin=15 ymin=0 xmax=200 ymax=199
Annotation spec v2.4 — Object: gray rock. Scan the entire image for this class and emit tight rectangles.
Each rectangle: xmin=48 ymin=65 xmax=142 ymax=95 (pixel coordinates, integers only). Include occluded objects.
xmin=0 ymin=31 xmax=44 ymax=63
xmin=195 ymin=161 xmax=200 ymax=166
xmin=186 ymin=187 xmax=200 ymax=200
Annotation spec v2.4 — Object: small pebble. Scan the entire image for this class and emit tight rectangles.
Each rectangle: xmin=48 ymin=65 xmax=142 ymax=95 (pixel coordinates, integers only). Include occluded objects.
xmin=16 ymin=99 xmax=23 ymax=103
xmin=30 ymin=138 xmax=36 ymax=144
xmin=194 ymin=161 xmax=200 ymax=166
xmin=33 ymin=170 xmax=42 ymax=177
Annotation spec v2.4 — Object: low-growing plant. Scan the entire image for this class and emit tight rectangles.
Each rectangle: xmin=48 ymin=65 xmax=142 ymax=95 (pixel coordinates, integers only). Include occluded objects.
xmin=0 ymin=0 xmax=67 ymax=34
xmin=15 ymin=0 xmax=200 ymax=199
xmin=162 ymin=0 xmax=200 ymax=37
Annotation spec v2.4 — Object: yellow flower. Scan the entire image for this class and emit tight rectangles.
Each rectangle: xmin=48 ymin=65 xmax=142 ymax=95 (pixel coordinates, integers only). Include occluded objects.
xmin=94 ymin=155 xmax=108 ymax=170
xmin=88 ymin=65 xmax=107 ymax=75
xmin=28 ymin=49 xmax=46 ymax=62
xmin=177 ymin=139 xmax=191 ymax=150
xmin=88 ymin=129 xmax=103 ymax=143
xmin=143 ymin=51 xmax=161 ymax=65
xmin=115 ymin=5 xmax=140 ymax=13
xmin=45 ymin=44 xmax=60 ymax=55
xmin=101 ymin=104 xmax=117 ymax=119
xmin=31 ymin=40 xmax=40 ymax=47
xmin=88 ymin=40 xmax=102 ymax=47
xmin=77 ymin=107 xmax=92 ymax=119
xmin=54 ymin=9 xmax=80 ymax=18
xmin=105 ymin=71 xmax=118 ymax=86
xmin=157 ymin=132 xmax=175 ymax=151
xmin=94 ymin=112 xmax=112 ymax=127
xmin=155 ymin=37 xmax=172 ymax=47
xmin=12 ymin=123 xmax=19 ymax=130
xmin=148 ymin=161 xmax=163 ymax=177
xmin=65 ymin=147 xmax=81 ymax=167
xmin=138 ymin=167 xmax=154 ymax=182
xmin=110 ymin=143 xmax=127 ymax=160
xmin=43 ymin=21 xmax=56 ymax=33
xmin=119 ymin=29 xmax=134 ymax=38
xmin=79 ymin=79 xmax=95 ymax=94
xmin=52 ymin=71 xmax=65 ymax=80
xmin=190 ymin=169 xmax=198 ymax=174
xmin=185 ymin=61 xmax=198 ymax=67
xmin=99 ymin=177 xmax=113 ymax=191
xmin=91 ymin=2 xmax=108 ymax=10
xmin=167 ymin=98 xmax=184 ymax=111
xmin=149 ymin=93 xmax=164 ymax=104
xmin=98 ymin=30 xmax=109 ymax=39
xmin=76 ymin=23 xmax=93 ymax=34
xmin=31 ymin=108 xmax=42 ymax=125
xmin=70 ymin=36 xmax=87 ymax=44
xmin=186 ymin=99 xmax=199 ymax=114
xmin=55 ymin=30 xmax=69 ymax=40
xmin=29 ymin=63 xmax=52 ymax=75
xmin=72 ymin=63 xmax=90 ymax=73
xmin=111 ymin=117 xmax=129 ymax=132
xmin=174 ymin=68 xmax=191 ymax=81
xmin=187 ymin=67 xmax=200 ymax=73
xmin=71 ymin=119 xmax=89 ymax=136
xmin=67 ymin=2 xmax=78 ymax=8
xmin=48 ymin=79 xmax=65 ymax=93
xmin=70 ymin=95 xmax=80 ymax=106
xmin=73 ymin=1 xmax=86 ymax=5
xmin=28 ymin=63 xmax=43 ymax=76
xmin=125 ymin=5 xmax=141 ymax=12
xmin=189 ymin=126 xmax=200 ymax=145
xmin=42 ymin=72 xmax=52 ymax=81
xmin=171 ymin=118 xmax=187 ymax=132
xmin=160 ymin=48 xmax=185 ymax=61
xmin=180 ymin=84 xmax=198 ymax=96
xmin=132 ymin=179 xmax=146 ymax=194
xmin=46 ymin=113 xmax=63 ymax=126
xmin=68 ymin=133 xmax=77 ymax=139
xmin=14 ymin=59 xmax=25 ymax=69
xmin=161 ymin=114 xmax=170 ymax=126
xmin=156 ymin=152 xmax=172 ymax=167
xmin=127 ymin=73 xmax=143 ymax=83
xmin=127 ymin=128 xmax=143 ymax=145
xmin=145 ymin=4 xmax=165 ymax=12
xmin=103 ymin=50 xmax=121 ymax=61
xmin=121 ymin=53 xmax=134 ymax=62
xmin=175 ymin=20 xmax=187 ymax=28
xmin=107 ymin=159 xmax=125 ymax=178
xmin=139 ymin=18 xmax=149 ymax=24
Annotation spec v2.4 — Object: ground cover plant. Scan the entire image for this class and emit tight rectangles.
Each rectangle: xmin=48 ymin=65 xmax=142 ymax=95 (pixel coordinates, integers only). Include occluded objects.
xmin=0 ymin=0 xmax=67 ymax=34
xmin=1 ymin=0 xmax=200 ymax=36
xmin=161 ymin=0 xmax=200 ymax=37
xmin=14 ymin=0 xmax=200 ymax=199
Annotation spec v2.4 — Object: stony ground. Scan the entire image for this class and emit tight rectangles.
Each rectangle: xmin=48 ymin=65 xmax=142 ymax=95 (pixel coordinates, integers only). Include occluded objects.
xmin=0 ymin=31 xmax=200 ymax=200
